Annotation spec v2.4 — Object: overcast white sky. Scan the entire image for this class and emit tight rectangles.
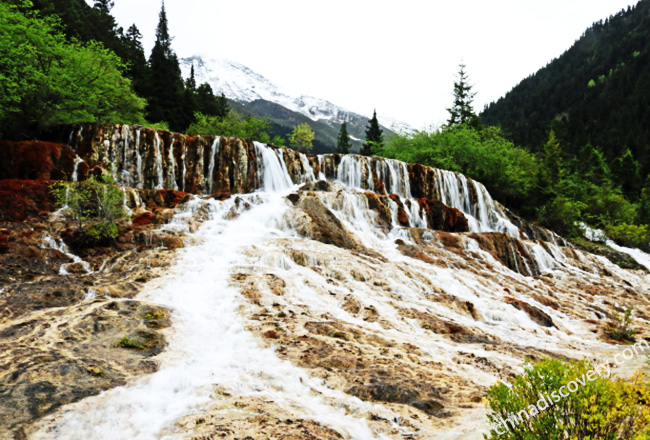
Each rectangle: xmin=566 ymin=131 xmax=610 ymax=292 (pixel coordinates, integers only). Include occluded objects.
xmin=105 ymin=0 xmax=639 ymax=130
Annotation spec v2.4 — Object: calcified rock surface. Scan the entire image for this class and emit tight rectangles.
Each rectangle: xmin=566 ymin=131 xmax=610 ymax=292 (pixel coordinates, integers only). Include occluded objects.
xmin=2 ymin=123 xmax=649 ymax=439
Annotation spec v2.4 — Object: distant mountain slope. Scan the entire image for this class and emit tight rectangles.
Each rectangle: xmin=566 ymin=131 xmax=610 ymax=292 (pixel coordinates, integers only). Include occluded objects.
xmin=481 ymin=0 xmax=650 ymax=167
xmin=180 ymin=56 xmax=413 ymax=152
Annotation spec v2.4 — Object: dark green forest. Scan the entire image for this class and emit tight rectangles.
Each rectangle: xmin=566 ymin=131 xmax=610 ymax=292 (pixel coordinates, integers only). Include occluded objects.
xmin=482 ymin=0 xmax=650 ymax=171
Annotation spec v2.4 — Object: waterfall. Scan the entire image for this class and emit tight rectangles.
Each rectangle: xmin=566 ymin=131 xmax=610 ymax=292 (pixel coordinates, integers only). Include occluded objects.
xmin=154 ymin=131 xmax=164 ymax=190
xmin=121 ymin=187 xmax=133 ymax=217
xmin=109 ymin=129 xmax=120 ymax=182
xmin=168 ymin=136 xmax=178 ymax=191
xmin=433 ymin=168 xmax=520 ymax=236
xmin=33 ymin=194 xmax=386 ymax=440
xmin=72 ymin=155 xmax=83 ymax=182
xmin=299 ymin=153 xmax=316 ymax=182
xmin=206 ymin=137 xmax=220 ymax=195
xmin=41 ymin=234 xmax=91 ymax=275
xmin=121 ymin=125 xmax=132 ymax=187
xmin=366 ymin=159 xmax=375 ymax=191
xmin=254 ymin=142 xmax=293 ymax=192
xmin=316 ymin=155 xmax=326 ymax=180
xmin=181 ymin=139 xmax=187 ymax=193
xmin=408 ymin=200 xmax=428 ymax=228
xmin=336 ymin=155 xmax=364 ymax=189
xmin=135 ymin=127 xmax=143 ymax=189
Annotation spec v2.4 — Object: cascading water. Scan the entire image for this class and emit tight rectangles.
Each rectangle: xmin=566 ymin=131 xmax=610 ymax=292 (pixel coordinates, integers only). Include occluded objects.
xmin=121 ymin=125 xmax=132 ymax=187
xmin=168 ymin=136 xmax=178 ymax=191
xmin=135 ymin=127 xmax=143 ymax=189
xmin=299 ymin=153 xmax=316 ymax=182
xmin=33 ymin=143 xmax=390 ymax=440
xmin=181 ymin=139 xmax=187 ymax=193
xmin=205 ymin=137 xmax=220 ymax=195
xmin=254 ymin=142 xmax=293 ymax=192
xmin=41 ymin=235 xmax=91 ymax=275
xmin=154 ymin=132 xmax=164 ymax=190
xmin=72 ymin=155 xmax=83 ymax=183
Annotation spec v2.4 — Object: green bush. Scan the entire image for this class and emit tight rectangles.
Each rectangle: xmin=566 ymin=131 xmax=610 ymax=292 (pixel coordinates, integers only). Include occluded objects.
xmin=537 ymin=196 xmax=587 ymax=238
xmin=485 ymin=358 xmax=650 ymax=439
xmin=187 ymin=111 xmax=273 ymax=143
xmin=52 ymin=173 xmax=126 ymax=242
xmin=606 ymin=223 xmax=650 ymax=250
xmin=379 ymin=125 xmax=538 ymax=211
xmin=606 ymin=307 xmax=637 ymax=342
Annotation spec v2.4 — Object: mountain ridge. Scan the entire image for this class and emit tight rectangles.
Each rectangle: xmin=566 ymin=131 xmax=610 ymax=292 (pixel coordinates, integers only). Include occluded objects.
xmin=180 ymin=55 xmax=413 ymax=152
xmin=481 ymin=0 xmax=650 ymax=168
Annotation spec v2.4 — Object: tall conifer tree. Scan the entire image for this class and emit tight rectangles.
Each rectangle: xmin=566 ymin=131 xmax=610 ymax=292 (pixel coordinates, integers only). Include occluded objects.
xmin=336 ymin=122 xmax=352 ymax=154
xmin=446 ymin=63 xmax=478 ymax=127
xmin=146 ymin=1 xmax=188 ymax=131
xmin=361 ymin=110 xmax=383 ymax=156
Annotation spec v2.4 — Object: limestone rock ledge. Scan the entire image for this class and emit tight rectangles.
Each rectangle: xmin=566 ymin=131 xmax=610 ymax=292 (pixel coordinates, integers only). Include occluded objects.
xmin=0 ymin=199 xmax=192 ymax=439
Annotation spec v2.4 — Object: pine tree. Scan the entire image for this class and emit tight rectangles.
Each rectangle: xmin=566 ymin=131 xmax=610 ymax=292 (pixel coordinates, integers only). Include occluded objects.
xmin=93 ymin=0 xmax=114 ymax=12
xmin=123 ymin=24 xmax=147 ymax=96
xmin=215 ymin=92 xmax=230 ymax=119
xmin=446 ymin=63 xmax=479 ymax=127
xmin=361 ymin=110 xmax=383 ymax=156
xmin=336 ymin=121 xmax=352 ymax=154
xmin=145 ymin=1 xmax=188 ymax=131
xmin=195 ymin=83 xmax=219 ymax=116
xmin=638 ymin=174 xmax=650 ymax=225
xmin=540 ymin=130 xmax=564 ymax=187
xmin=185 ymin=65 xmax=197 ymax=92
xmin=611 ymin=148 xmax=641 ymax=199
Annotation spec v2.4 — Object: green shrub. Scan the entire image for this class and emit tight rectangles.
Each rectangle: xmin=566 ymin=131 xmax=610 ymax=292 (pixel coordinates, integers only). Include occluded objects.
xmin=606 ymin=223 xmax=650 ymax=250
xmin=52 ymin=173 xmax=126 ymax=242
xmin=484 ymin=358 xmax=650 ymax=439
xmin=118 ymin=336 xmax=144 ymax=349
xmin=378 ymin=125 xmax=538 ymax=211
xmin=537 ymin=196 xmax=587 ymax=238
xmin=606 ymin=307 xmax=637 ymax=342
xmin=187 ymin=111 xmax=273 ymax=143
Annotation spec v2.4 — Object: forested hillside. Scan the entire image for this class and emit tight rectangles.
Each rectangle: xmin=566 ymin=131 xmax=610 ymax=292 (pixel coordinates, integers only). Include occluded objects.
xmin=482 ymin=0 xmax=650 ymax=169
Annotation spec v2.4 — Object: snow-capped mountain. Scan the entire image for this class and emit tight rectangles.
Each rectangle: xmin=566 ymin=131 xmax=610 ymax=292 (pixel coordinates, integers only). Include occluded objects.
xmin=179 ymin=56 xmax=414 ymax=135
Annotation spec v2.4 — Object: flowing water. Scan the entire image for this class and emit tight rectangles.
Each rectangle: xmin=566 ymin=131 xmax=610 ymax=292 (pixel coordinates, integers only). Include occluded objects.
xmin=36 ymin=137 xmax=650 ymax=439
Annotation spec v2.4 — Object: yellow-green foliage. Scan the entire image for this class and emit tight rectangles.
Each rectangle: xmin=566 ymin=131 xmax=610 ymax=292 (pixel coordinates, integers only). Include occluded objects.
xmin=187 ymin=111 xmax=273 ymax=143
xmin=51 ymin=174 xmax=126 ymax=241
xmin=484 ymin=358 xmax=650 ymax=439
xmin=606 ymin=308 xmax=637 ymax=343
xmin=0 ymin=2 xmax=145 ymax=138
xmin=118 ymin=336 xmax=144 ymax=349
xmin=606 ymin=223 xmax=650 ymax=249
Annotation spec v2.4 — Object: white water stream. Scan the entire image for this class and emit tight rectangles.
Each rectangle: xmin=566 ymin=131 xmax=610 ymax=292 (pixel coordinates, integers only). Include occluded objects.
xmin=33 ymin=145 xmax=391 ymax=440
xmin=34 ymin=136 xmax=650 ymax=439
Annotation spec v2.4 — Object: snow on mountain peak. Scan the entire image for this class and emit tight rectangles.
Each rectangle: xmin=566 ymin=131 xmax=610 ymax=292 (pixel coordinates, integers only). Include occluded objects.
xmin=180 ymin=56 xmax=414 ymax=133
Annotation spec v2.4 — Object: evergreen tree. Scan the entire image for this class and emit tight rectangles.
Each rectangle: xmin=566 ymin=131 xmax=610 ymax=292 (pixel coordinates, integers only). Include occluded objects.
xmin=122 ymin=24 xmax=147 ymax=96
xmin=145 ymin=1 xmax=188 ymax=131
xmin=336 ymin=121 xmax=352 ymax=154
xmin=195 ymin=83 xmax=219 ymax=116
xmin=539 ymin=130 xmax=564 ymax=187
xmin=446 ymin=63 xmax=479 ymax=127
xmin=612 ymin=148 xmax=641 ymax=199
xmin=361 ymin=110 xmax=383 ymax=156
xmin=215 ymin=92 xmax=230 ymax=119
xmin=185 ymin=65 xmax=197 ymax=92
xmin=638 ymin=175 xmax=650 ymax=225
xmin=579 ymin=142 xmax=611 ymax=186
xmin=93 ymin=0 xmax=114 ymax=12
